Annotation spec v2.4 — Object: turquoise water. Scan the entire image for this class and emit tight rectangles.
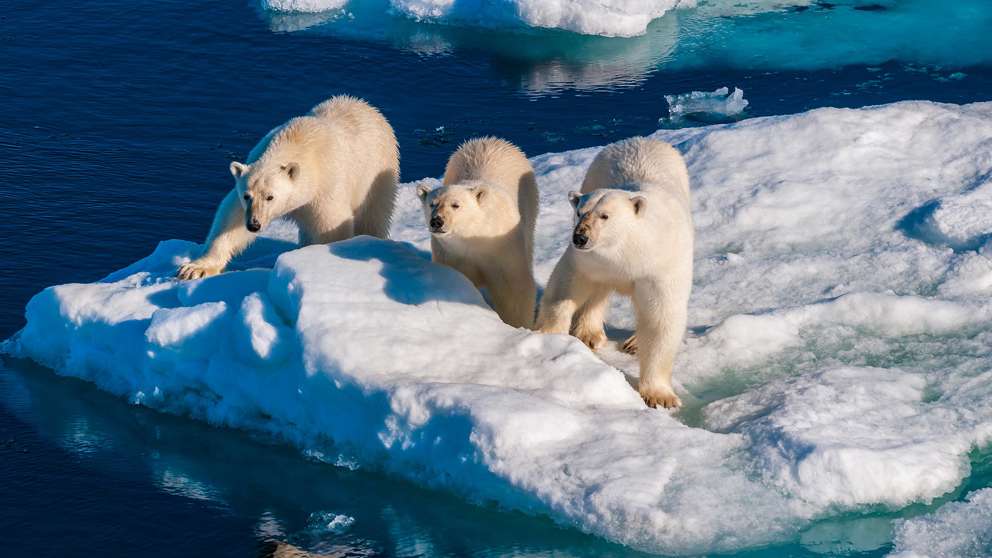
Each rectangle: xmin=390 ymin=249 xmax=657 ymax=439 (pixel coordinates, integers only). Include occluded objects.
xmin=2 ymin=0 xmax=991 ymax=555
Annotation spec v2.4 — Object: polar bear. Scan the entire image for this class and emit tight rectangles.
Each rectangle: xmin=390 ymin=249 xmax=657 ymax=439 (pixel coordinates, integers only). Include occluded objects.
xmin=416 ymin=137 xmax=539 ymax=328
xmin=177 ymin=96 xmax=399 ymax=280
xmin=535 ymin=137 xmax=693 ymax=409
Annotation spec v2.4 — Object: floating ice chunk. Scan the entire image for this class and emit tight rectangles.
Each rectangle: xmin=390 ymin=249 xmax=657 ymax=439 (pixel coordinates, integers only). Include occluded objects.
xmin=663 ymin=86 xmax=749 ymax=125
xmin=260 ymin=0 xmax=348 ymax=13
xmin=306 ymin=511 xmax=355 ymax=534
xmin=389 ymin=0 xmax=688 ymax=37
xmin=9 ymin=100 xmax=992 ymax=555
xmin=889 ymin=488 xmax=992 ymax=558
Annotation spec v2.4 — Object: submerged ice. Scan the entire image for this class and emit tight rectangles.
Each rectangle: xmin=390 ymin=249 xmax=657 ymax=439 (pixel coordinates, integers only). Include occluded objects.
xmin=7 ymin=100 xmax=992 ymax=555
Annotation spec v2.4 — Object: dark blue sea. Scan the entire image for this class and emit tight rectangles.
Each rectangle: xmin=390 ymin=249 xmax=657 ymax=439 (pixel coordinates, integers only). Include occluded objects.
xmin=2 ymin=1 xmax=991 ymax=555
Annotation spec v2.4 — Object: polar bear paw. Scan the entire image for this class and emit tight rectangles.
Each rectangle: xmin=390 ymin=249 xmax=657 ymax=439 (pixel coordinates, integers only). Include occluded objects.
xmin=574 ymin=328 xmax=607 ymax=351
xmin=177 ymin=259 xmax=223 ymax=281
xmin=639 ymin=383 xmax=682 ymax=409
xmin=621 ymin=334 xmax=638 ymax=355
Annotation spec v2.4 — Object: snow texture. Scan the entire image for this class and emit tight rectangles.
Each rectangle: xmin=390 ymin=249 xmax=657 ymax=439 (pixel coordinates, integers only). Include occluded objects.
xmin=888 ymin=488 xmax=992 ymax=558
xmin=7 ymin=100 xmax=992 ymax=555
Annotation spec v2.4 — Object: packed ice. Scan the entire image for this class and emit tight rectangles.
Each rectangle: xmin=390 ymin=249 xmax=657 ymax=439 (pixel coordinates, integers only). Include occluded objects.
xmin=6 ymin=100 xmax=992 ymax=554
xmin=888 ymin=488 xmax=992 ymax=558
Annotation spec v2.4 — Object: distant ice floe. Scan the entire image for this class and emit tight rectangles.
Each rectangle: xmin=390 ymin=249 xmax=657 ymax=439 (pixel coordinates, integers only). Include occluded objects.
xmin=259 ymin=0 xmax=824 ymax=37
xmin=261 ymin=0 xmax=348 ymax=13
xmin=662 ymin=86 xmax=749 ymax=125
xmin=7 ymin=100 xmax=992 ymax=555
xmin=261 ymin=0 xmax=691 ymax=37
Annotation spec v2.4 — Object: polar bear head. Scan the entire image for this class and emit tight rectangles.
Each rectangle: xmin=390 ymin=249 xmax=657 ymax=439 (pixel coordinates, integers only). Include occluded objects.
xmin=567 ymin=189 xmax=647 ymax=252
xmin=229 ymin=160 xmax=302 ymax=232
xmin=417 ymin=180 xmax=507 ymax=238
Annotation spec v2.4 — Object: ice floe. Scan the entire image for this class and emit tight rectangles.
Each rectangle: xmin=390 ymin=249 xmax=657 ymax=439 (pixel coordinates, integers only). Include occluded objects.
xmin=7 ymin=100 xmax=992 ymax=555
xmin=662 ymin=86 xmax=749 ymax=125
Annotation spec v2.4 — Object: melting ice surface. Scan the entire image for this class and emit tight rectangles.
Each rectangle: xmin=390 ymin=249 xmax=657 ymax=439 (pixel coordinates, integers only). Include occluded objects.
xmin=7 ymin=100 xmax=992 ymax=555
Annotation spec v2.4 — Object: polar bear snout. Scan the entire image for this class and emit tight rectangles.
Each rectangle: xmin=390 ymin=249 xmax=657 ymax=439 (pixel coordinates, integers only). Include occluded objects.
xmin=246 ymin=217 xmax=262 ymax=233
xmin=572 ymin=227 xmax=590 ymax=249
xmin=429 ymin=215 xmax=447 ymax=234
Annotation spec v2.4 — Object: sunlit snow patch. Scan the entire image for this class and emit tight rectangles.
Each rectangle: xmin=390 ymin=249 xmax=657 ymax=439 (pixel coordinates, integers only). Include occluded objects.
xmin=7 ymin=100 xmax=992 ymax=555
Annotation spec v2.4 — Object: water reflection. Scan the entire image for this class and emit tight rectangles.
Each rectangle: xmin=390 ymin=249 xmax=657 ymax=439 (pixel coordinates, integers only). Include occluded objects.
xmin=256 ymin=0 xmax=992 ymax=97
xmin=0 ymin=358 xmax=650 ymax=557
xmin=257 ymin=1 xmax=678 ymax=96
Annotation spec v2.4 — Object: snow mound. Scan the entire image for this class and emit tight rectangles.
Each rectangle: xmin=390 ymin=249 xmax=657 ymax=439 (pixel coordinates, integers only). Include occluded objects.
xmin=889 ymin=488 xmax=992 ymax=558
xmin=8 ymin=100 xmax=992 ymax=555
xmin=663 ymin=86 xmax=749 ymax=124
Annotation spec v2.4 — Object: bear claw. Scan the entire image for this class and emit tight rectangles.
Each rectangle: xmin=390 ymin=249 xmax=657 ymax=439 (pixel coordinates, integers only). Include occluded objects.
xmin=176 ymin=261 xmax=221 ymax=281
xmin=621 ymin=334 xmax=638 ymax=355
xmin=574 ymin=329 xmax=607 ymax=351
xmin=639 ymin=384 xmax=682 ymax=409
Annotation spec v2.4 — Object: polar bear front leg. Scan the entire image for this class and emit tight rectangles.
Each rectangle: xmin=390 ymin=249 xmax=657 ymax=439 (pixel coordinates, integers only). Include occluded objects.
xmin=178 ymin=190 xmax=256 ymax=280
xmin=535 ymin=249 xmax=589 ymax=334
xmin=293 ymin=201 xmax=356 ymax=245
xmin=571 ymin=285 xmax=611 ymax=350
xmin=633 ymin=280 xmax=686 ymax=409
xmin=487 ymin=268 xmax=538 ymax=329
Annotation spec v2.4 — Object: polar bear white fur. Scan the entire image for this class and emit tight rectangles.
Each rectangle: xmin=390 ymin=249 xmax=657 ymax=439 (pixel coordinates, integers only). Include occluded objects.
xmin=417 ymin=137 xmax=539 ymax=328
xmin=177 ymin=96 xmax=399 ymax=280
xmin=535 ymin=137 xmax=693 ymax=409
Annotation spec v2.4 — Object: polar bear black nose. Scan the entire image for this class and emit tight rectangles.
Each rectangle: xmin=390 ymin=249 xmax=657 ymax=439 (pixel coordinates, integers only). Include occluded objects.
xmin=573 ymin=231 xmax=589 ymax=248
xmin=246 ymin=219 xmax=261 ymax=233
xmin=430 ymin=216 xmax=444 ymax=231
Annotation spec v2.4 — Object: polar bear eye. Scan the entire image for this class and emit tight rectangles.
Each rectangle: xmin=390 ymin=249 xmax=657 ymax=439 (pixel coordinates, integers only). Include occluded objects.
xmin=243 ymin=193 xmax=251 ymax=201
xmin=600 ymin=214 xmax=609 ymax=220
xmin=266 ymin=195 xmax=274 ymax=201
xmin=451 ymin=203 xmax=460 ymax=209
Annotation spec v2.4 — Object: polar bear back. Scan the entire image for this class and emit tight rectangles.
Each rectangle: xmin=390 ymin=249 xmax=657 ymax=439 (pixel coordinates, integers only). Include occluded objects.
xmin=581 ymin=137 xmax=689 ymax=203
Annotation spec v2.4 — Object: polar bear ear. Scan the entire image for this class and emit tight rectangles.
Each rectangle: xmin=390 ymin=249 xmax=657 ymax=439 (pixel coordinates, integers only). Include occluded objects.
xmin=568 ymin=191 xmax=581 ymax=208
xmin=474 ymin=186 xmax=488 ymax=204
xmin=281 ymin=162 xmax=300 ymax=180
xmin=230 ymin=161 xmax=249 ymax=179
xmin=416 ymin=182 xmax=433 ymax=201
xmin=631 ymin=195 xmax=647 ymax=216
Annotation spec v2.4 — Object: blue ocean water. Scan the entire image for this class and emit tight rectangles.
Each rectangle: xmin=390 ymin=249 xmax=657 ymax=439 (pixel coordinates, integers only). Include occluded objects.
xmin=1 ymin=1 xmax=991 ymax=555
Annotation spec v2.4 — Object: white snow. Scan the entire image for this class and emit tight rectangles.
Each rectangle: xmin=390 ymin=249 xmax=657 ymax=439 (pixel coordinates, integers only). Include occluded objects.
xmin=261 ymin=0 xmax=348 ymax=13
xmin=664 ymin=86 xmax=749 ymax=124
xmin=389 ymin=0 xmax=686 ymax=37
xmin=888 ymin=488 xmax=992 ymax=558
xmin=7 ymin=100 xmax=992 ymax=555
xmin=259 ymin=0 xmax=815 ymax=38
